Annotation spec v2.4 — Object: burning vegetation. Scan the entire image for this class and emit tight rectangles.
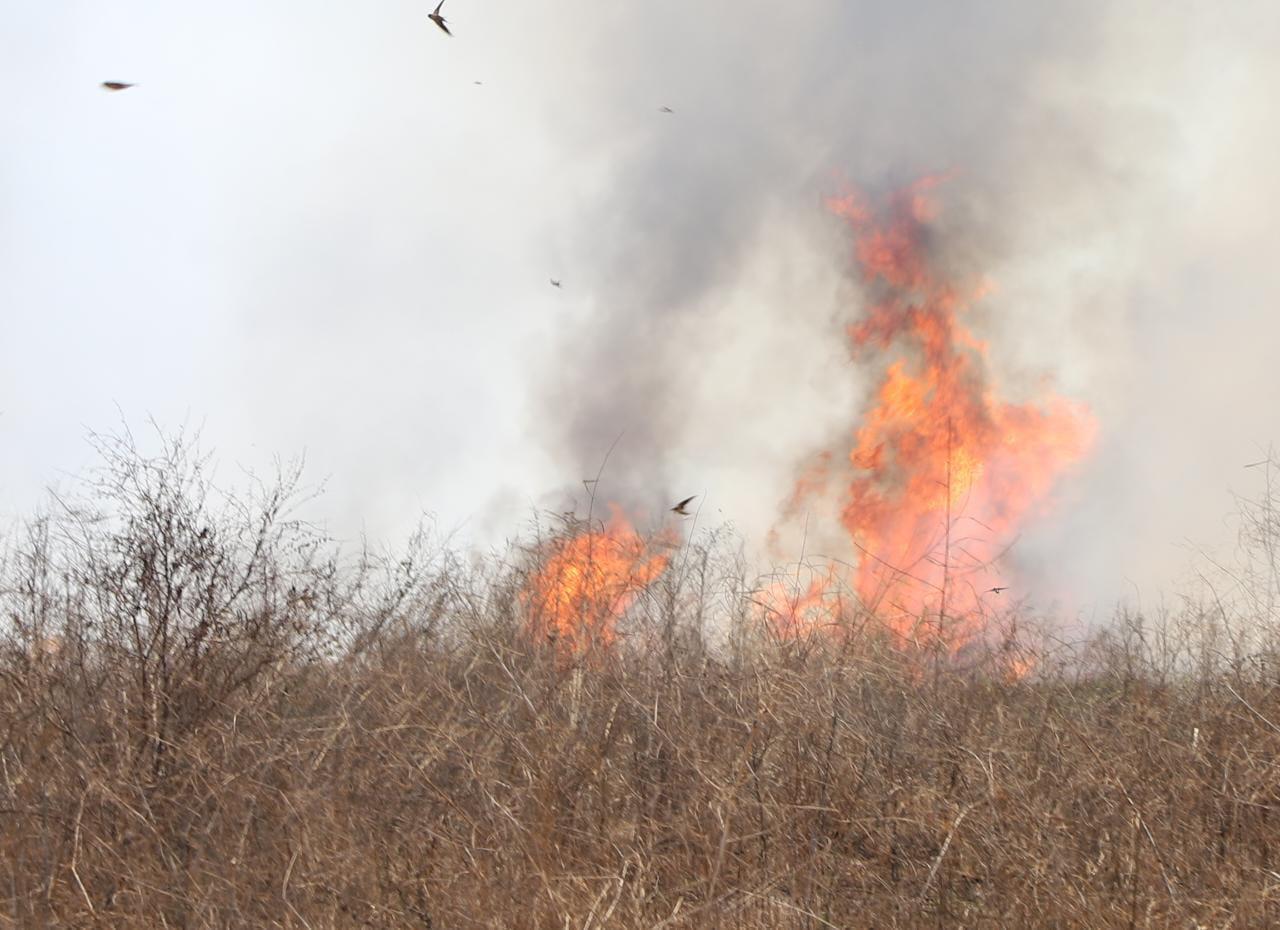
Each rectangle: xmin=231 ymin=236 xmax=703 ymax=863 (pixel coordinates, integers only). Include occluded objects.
xmin=525 ymin=180 xmax=1095 ymax=662
xmin=828 ymin=181 xmax=1093 ymax=621
xmin=5 ymin=433 xmax=1280 ymax=927
xmin=521 ymin=506 xmax=671 ymax=653
xmin=765 ymin=179 xmax=1097 ymax=651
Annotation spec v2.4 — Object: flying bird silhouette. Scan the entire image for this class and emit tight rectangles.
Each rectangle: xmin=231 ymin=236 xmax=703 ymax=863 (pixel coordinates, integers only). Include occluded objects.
xmin=101 ymin=82 xmax=134 ymax=91
xmin=987 ymin=586 xmax=1008 ymax=595
xmin=429 ymin=0 xmax=452 ymax=35
xmin=550 ymin=279 xmax=562 ymax=288
xmin=659 ymin=106 xmax=674 ymax=113
xmin=671 ymin=496 xmax=696 ymax=516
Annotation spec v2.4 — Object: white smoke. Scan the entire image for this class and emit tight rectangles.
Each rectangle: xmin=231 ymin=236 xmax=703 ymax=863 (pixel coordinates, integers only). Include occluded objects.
xmin=2 ymin=1 xmax=1278 ymax=612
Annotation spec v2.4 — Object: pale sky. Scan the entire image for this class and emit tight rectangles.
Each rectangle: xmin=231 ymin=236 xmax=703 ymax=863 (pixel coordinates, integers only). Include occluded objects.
xmin=3 ymin=1 xmax=1279 ymax=611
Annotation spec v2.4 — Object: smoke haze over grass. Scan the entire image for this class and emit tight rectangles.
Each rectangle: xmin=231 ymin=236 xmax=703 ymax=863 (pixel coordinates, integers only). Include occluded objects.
xmin=2 ymin=1 xmax=1278 ymax=609
xmin=2 ymin=436 xmax=1280 ymax=926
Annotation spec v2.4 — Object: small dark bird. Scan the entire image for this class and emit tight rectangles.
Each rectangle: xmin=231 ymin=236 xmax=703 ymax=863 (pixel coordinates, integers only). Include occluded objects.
xmin=659 ymin=106 xmax=674 ymax=113
xmin=671 ymin=496 xmax=696 ymax=516
xmin=473 ymin=81 xmax=483 ymax=85
xmin=550 ymin=279 xmax=562 ymax=288
xmin=101 ymin=82 xmax=134 ymax=91
xmin=429 ymin=0 xmax=452 ymax=35
xmin=987 ymin=586 xmax=1008 ymax=595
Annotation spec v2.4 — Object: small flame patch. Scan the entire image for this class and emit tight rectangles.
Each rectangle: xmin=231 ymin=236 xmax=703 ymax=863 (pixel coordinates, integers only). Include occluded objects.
xmin=522 ymin=506 xmax=671 ymax=653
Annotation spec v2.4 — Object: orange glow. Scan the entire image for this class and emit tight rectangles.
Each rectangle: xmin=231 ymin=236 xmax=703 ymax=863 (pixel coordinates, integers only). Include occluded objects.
xmin=522 ymin=506 xmax=671 ymax=653
xmin=756 ymin=567 xmax=846 ymax=640
xmin=778 ymin=179 xmax=1095 ymax=652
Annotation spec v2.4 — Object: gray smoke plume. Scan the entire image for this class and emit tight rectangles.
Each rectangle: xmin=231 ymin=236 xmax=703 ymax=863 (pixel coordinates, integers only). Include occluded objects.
xmin=536 ymin=0 xmax=1280 ymax=606
xmin=3 ymin=2 xmax=1278 ymax=612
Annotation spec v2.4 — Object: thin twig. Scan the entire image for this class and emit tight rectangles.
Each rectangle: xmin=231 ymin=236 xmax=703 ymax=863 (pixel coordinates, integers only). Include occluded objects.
xmin=918 ymin=801 xmax=978 ymax=905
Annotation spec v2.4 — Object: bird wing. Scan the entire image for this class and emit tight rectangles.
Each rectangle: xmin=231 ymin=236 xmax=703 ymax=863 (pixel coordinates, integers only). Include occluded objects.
xmin=675 ymin=496 xmax=696 ymax=511
xmin=433 ymin=0 xmax=445 ymax=13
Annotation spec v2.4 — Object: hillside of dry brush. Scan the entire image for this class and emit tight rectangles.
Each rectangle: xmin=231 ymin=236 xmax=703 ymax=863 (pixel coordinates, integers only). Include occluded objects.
xmin=3 ymin=432 xmax=1280 ymax=928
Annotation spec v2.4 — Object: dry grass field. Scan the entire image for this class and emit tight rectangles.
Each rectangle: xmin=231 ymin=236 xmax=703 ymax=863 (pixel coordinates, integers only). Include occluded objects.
xmin=3 ymin=434 xmax=1279 ymax=928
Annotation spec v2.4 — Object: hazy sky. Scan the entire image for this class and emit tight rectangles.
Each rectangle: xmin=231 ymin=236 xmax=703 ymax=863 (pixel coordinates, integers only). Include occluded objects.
xmin=3 ymin=1 xmax=1279 ymax=611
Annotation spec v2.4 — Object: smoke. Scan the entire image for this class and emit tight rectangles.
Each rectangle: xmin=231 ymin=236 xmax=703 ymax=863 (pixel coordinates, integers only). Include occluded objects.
xmin=535 ymin=0 xmax=1280 ymax=605
xmin=3 ymin=1 xmax=1278 ymax=611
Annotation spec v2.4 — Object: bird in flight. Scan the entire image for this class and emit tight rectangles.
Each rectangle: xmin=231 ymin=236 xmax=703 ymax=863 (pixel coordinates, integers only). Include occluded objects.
xmin=101 ymin=82 xmax=134 ymax=92
xmin=671 ymin=496 xmax=696 ymax=516
xmin=987 ymin=586 xmax=1008 ymax=595
xmin=429 ymin=0 xmax=452 ymax=35
xmin=550 ymin=279 xmax=562 ymax=288
xmin=659 ymin=106 xmax=674 ymax=113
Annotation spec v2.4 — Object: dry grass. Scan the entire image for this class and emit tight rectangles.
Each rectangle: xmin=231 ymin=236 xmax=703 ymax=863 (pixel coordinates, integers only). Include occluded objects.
xmin=3 ymin=434 xmax=1280 ymax=928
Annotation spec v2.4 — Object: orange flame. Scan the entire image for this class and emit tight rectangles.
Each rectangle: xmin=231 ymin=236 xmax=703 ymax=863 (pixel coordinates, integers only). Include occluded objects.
xmin=523 ymin=506 xmax=671 ymax=653
xmin=756 ymin=567 xmax=847 ymax=641
xmin=779 ymin=179 xmax=1096 ymax=650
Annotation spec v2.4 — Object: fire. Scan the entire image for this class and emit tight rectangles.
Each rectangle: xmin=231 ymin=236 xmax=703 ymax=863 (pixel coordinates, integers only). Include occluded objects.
xmin=522 ymin=506 xmax=671 ymax=653
xmin=778 ymin=179 xmax=1096 ymax=649
xmin=755 ymin=567 xmax=847 ymax=641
